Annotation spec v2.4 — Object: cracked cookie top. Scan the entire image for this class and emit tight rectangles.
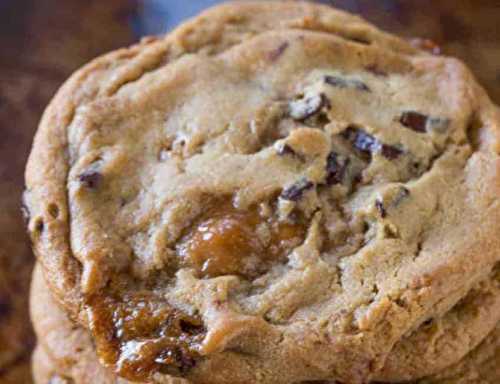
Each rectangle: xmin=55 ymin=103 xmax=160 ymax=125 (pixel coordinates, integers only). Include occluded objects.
xmin=24 ymin=1 xmax=500 ymax=383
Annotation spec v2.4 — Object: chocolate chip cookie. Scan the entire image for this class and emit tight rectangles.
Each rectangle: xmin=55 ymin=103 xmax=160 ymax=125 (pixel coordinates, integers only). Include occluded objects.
xmin=30 ymin=263 xmax=500 ymax=384
xmin=25 ymin=1 xmax=500 ymax=383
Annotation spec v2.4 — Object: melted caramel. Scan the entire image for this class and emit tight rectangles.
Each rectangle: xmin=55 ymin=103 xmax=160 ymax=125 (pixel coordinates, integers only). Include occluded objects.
xmin=87 ymin=201 xmax=305 ymax=381
xmin=177 ymin=202 xmax=305 ymax=278
xmin=88 ymin=292 xmax=204 ymax=381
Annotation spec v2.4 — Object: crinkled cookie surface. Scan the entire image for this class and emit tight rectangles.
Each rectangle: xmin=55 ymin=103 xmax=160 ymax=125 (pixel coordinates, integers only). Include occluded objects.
xmin=25 ymin=1 xmax=500 ymax=383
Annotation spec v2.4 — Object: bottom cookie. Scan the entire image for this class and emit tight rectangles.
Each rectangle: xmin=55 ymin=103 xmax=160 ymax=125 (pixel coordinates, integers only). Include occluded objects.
xmin=30 ymin=263 xmax=500 ymax=384
xmin=32 ymin=343 xmax=136 ymax=384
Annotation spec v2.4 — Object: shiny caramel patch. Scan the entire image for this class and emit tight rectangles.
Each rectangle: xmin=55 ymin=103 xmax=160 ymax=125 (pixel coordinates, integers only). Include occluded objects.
xmin=177 ymin=201 xmax=305 ymax=278
xmin=87 ymin=292 xmax=204 ymax=381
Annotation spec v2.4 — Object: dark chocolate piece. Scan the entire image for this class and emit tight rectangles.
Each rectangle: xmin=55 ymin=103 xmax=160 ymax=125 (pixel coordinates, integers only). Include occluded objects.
xmin=326 ymin=152 xmax=349 ymax=185
xmin=375 ymin=199 xmax=387 ymax=218
xmin=281 ymin=179 xmax=314 ymax=201
xmin=380 ymin=144 xmax=403 ymax=160
xmin=400 ymin=111 xmax=428 ymax=133
xmin=400 ymin=112 xmax=450 ymax=135
xmin=342 ymin=127 xmax=380 ymax=156
xmin=342 ymin=126 xmax=403 ymax=160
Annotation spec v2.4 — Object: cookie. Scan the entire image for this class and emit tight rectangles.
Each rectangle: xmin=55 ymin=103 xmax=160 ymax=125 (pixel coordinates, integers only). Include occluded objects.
xmin=25 ymin=1 xmax=500 ymax=383
xmin=30 ymin=263 xmax=500 ymax=384
xmin=377 ymin=263 xmax=500 ymax=381
xmin=32 ymin=345 xmax=70 ymax=384
xmin=417 ymin=323 xmax=500 ymax=384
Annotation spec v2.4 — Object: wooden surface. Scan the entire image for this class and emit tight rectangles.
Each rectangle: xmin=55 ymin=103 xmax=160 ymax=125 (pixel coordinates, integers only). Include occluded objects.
xmin=0 ymin=1 xmax=499 ymax=382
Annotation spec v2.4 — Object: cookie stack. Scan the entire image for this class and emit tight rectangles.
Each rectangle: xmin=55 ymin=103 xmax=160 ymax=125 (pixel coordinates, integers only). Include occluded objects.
xmin=25 ymin=2 xmax=500 ymax=383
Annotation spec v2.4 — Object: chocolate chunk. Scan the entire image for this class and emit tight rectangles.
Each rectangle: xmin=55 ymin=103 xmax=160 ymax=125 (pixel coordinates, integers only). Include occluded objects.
xmin=281 ymin=178 xmax=314 ymax=201
xmin=400 ymin=112 xmax=450 ymax=135
xmin=342 ymin=127 xmax=403 ymax=160
xmin=324 ymin=75 xmax=371 ymax=92
xmin=289 ymin=93 xmax=329 ymax=121
xmin=79 ymin=170 xmax=102 ymax=189
xmin=342 ymin=127 xmax=379 ymax=157
xmin=380 ymin=144 xmax=403 ymax=160
xmin=375 ymin=200 xmax=387 ymax=218
xmin=326 ymin=152 xmax=349 ymax=185
xmin=400 ymin=111 xmax=428 ymax=133
xmin=268 ymin=41 xmax=289 ymax=61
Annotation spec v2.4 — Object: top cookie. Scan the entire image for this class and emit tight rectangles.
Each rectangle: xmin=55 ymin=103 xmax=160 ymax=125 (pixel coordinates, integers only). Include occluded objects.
xmin=24 ymin=1 xmax=500 ymax=383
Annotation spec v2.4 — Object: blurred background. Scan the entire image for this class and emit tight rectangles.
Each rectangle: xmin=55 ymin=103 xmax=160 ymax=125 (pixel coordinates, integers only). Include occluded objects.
xmin=1 ymin=0 xmax=500 ymax=382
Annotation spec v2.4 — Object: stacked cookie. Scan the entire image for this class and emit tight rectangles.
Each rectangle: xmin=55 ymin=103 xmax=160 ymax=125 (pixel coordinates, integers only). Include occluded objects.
xmin=25 ymin=1 xmax=500 ymax=383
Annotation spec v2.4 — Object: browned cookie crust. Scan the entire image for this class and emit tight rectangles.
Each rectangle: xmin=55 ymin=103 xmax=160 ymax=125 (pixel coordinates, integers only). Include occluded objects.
xmin=25 ymin=1 xmax=500 ymax=383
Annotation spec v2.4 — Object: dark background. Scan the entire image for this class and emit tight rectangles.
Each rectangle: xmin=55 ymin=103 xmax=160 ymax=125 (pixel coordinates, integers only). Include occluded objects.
xmin=1 ymin=1 xmax=499 ymax=382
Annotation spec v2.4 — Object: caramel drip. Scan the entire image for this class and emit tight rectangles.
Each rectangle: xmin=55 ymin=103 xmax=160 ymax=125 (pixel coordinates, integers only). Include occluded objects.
xmin=87 ymin=292 xmax=204 ymax=381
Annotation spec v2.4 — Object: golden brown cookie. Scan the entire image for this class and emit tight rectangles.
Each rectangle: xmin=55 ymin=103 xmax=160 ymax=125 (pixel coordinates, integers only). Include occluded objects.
xmin=25 ymin=1 xmax=500 ymax=383
xmin=30 ymin=263 xmax=500 ymax=384
xmin=378 ymin=263 xmax=500 ymax=381
xmin=417 ymin=324 xmax=500 ymax=384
